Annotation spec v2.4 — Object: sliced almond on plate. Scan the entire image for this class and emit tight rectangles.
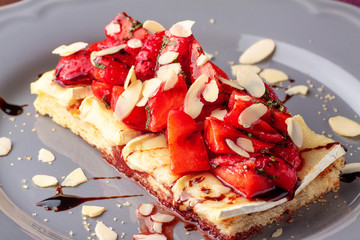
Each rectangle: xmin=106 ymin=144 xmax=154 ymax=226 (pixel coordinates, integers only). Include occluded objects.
xmin=285 ymin=85 xmax=308 ymax=96
xmin=52 ymin=42 xmax=88 ymax=56
xmin=158 ymin=51 xmax=179 ymax=65
xmin=239 ymin=39 xmax=276 ymax=64
xmin=286 ymin=117 xmax=303 ymax=147
xmin=202 ymin=79 xmax=219 ymax=102
xmin=61 ymin=168 xmax=88 ymax=187
xmin=90 ymin=44 xmax=127 ymax=66
xmin=133 ymin=234 xmax=166 ymax=240
xmin=342 ymin=163 xmax=360 ymax=174
xmin=138 ymin=203 xmax=155 ymax=216
xmin=329 ymin=116 xmax=360 ymax=137
xmin=143 ymin=20 xmax=165 ymax=34
xmin=150 ymin=213 xmax=175 ymax=223
xmin=105 ymin=22 xmax=121 ymax=35
xmin=260 ymin=68 xmax=289 ymax=84
xmin=114 ymin=80 xmax=143 ymax=121
xmin=236 ymin=67 xmax=265 ymax=98
xmin=169 ymin=20 xmax=195 ymax=37
xmin=225 ymin=139 xmax=250 ymax=158
xmin=95 ymin=221 xmax=117 ymax=240
xmin=0 ymin=137 xmax=11 ymax=156
xmin=38 ymin=148 xmax=55 ymax=163
xmin=82 ymin=205 xmax=106 ymax=217
xmin=136 ymin=78 xmax=162 ymax=107
xmin=127 ymin=38 xmax=143 ymax=49
xmin=32 ymin=175 xmax=58 ymax=188
xmin=184 ymin=74 xmax=207 ymax=118
xmin=238 ymin=103 xmax=267 ymax=128
xmin=231 ymin=64 xmax=261 ymax=76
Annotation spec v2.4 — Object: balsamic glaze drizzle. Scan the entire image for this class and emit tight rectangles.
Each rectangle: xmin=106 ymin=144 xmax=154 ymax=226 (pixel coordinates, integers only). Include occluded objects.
xmin=0 ymin=97 xmax=27 ymax=116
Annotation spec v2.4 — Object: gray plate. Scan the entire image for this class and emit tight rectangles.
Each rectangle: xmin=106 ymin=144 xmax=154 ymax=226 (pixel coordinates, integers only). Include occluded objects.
xmin=0 ymin=0 xmax=360 ymax=239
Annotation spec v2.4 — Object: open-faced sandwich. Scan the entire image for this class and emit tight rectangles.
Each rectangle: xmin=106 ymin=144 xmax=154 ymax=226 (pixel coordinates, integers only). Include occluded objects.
xmin=30 ymin=12 xmax=346 ymax=240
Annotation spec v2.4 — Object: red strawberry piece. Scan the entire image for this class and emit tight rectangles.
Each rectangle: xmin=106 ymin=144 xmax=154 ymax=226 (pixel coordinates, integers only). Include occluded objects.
xmin=254 ymin=155 xmax=298 ymax=192
xmin=159 ymin=30 xmax=194 ymax=81
xmin=55 ymin=50 xmax=94 ymax=86
xmin=167 ymin=110 xmax=210 ymax=175
xmin=146 ymin=75 xmax=187 ymax=132
xmin=105 ymin=12 xmax=149 ymax=42
xmin=93 ymin=54 xmax=131 ymax=85
xmin=110 ymin=85 xmax=125 ymax=111
xmin=270 ymin=141 xmax=303 ymax=170
xmin=135 ymin=31 xmax=165 ymax=80
xmin=271 ymin=108 xmax=291 ymax=135
xmin=211 ymin=155 xmax=275 ymax=199
xmin=86 ymin=37 xmax=125 ymax=52
xmin=204 ymin=117 xmax=274 ymax=154
xmin=92 ymin=81 xmax=113 ymax=108
xmin=189 ymin=39 xmax=229 ymax=84
xmin=122 ymin=106 xmax=147 ymax=131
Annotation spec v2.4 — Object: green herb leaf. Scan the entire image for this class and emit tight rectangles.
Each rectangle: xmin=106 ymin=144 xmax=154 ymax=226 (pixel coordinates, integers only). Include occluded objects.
xmin=101 ymin=94 xmax=110 ymax=109
xmin=145 ymin=105 xmax=151 ymax=130
xmin=93 ymin=61 xmax=107 ymax=70
xmin=271 ymin=155 xmax=276 ymax=162
xmin=129 ymin=21 xmax=142 ymax=38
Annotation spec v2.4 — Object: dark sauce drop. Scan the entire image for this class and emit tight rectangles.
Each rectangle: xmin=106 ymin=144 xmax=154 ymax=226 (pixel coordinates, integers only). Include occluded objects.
xmin=0 ymin=97 xmax=27 ymax=116
xmin=36 ymin=193 xmax=142 ymax=212
xmin=340 ymin=172 xmax=360 ymax=183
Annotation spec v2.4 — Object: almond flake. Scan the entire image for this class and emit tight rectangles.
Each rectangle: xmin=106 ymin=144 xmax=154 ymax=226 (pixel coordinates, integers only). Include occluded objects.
xmin=236 ymin=138 xmax=254 ymax=152
xmin=231 ymin=64 xmax=261 ymax=76
xmin=202 ymin=80 xmax=219 ymax=102
xmin=143 ymin=20 xmax=165 ymax=34
xmin=239 ymin=39 xmax=276 ymax=64
xmin=38 ymin=148 xmax=55 ymax=163
xmin=260 ymin=68 xmax=289 ymax=84
xmin=204 ymin=51 xmax=214 ymax=60
xmin=152 ymin=222 xmax=163 ymax=233
xmin=52 ymin=42 xmax=88 ymax=57
xmin=225 ymin=139 xmax=250 ymax=158
xmin=124 ymin=65 xmax=137 ymax=89
xmin=150 ymin=213 xmax=175 ymax=223
xmin=162 ymin=71 xmax=179 ymax=91
xmin=138 ymin=203 xmax=155 ymax=216
xmin=127 ymin=39 xmax=143 ymax=49
xmin=218 ymin=76 xmax=244 ymax=90
xmin=114 ymin=80 xmax=143 ymax=121
xmin=286 ymin=117 xmax=303 ymax=147
xmin=238 ymin=103 xmax=267 ymax=128
xmin=105 ymin=22 xmax=121 ymax=35
xmin=329 ymin=116 xmax=360 ymax=137
xmin=342 ymin=163 xmax=360 ymax=175
xmin=95 ymin=221 xmax=117 ymax=240
xmin=196 ymin=53 xmax=209 ymax=67
xmin=158 ymin=51 xmax=179 ymax=65
xmin=32 ymin=175 xmax=58 ymax=188
xmin=169 ymin=20 xmax=195 ymax=38
xmin=272 ymin=228 xmax=283 ymax=238
xmin=184 ymin=74 xmax=207 ymax=118
xmin=133 ymin=234 xmax=166 ymax=240
xmin=236 ymin=67 xmax=265 ymax=98
xmin=0 ymin=137 xmax=11 ymax=156
xmin=210 ymin=108 xmax=228 ymax=121
xmin=234 ymin=95 xmax=252 ymax=101
xmin=82 ymin=205 xmax=106 ymax=218
xmin=157 ymin=63 xmax=182 ymax=78
xmin=285 ymin=85 xmax=308 ymax=96
xmin=61 ymin=168 xmax=88 ymax=187
xmin=90 ymin=44 xmax=127 ymax=66
xmin=136 ymin=78 xmax=162 ymax=107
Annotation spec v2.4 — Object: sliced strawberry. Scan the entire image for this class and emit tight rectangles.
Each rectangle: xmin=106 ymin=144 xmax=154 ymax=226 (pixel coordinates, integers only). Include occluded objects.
xmin=254 ymin=155 xmax=298 ymax=192
xmin=204 ymin=117 xmax=274 ymax=154
xmin=92 ymin=81 xmax=113 ymax=108
xmin=87 ymin=37 xmax=124 ymax=52
xmin=105 ymin=12 xmax=149 ymax=42
xmin=110 ymin=85 xmax=125 ymax=111
xmin=270 ymin=141 xmax=303 ymax=170
xmin=123 ymin=106 xmax=147 ymax=131
xmin=135 ymin=31 xmax=165 ymax=80
xmin=271 ymin=108 xmax=291 ymax=135
xmin=211 ymin=155 xmax=275 ymax=199
xmin=189 ymin=39 xmax=228 ymax=84
xmin=55 ymin=50 xmax=94 ymax=86
xmin=93 ymin=53 xmax=131 ymax=85
xmin=159 ymin=30 xmax=194 ymax=81
xmin=167 ymin=110 xmax=210 ymax=175
xmin=146 ymin=75 xmax=187 ymax=132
